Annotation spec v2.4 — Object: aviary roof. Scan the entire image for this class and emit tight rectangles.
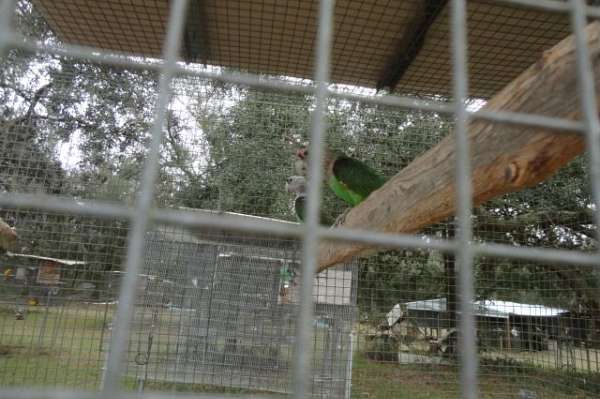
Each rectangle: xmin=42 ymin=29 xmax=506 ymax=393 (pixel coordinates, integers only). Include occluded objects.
xmin=32 ymin=0 xmax=575 ymax=98
xmin=406 ymin=298 xmax=568 ymax=318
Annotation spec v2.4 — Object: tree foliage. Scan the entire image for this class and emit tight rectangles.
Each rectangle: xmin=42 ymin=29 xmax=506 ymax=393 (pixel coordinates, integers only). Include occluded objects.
xmin=2 ymin=1 xmax=598 ymax=318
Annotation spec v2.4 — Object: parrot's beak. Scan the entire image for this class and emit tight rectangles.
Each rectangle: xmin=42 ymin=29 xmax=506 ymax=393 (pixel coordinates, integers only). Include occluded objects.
xmin=296 ymin=148 xmax=307 ymax=160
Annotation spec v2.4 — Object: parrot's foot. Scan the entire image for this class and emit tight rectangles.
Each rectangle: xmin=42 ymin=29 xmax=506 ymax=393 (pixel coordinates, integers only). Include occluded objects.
xmin=333 ymin=208 xmax=351 ymax=227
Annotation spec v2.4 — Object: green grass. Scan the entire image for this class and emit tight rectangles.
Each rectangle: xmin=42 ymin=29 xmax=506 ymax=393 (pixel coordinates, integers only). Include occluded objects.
xmin=122 ymin=378 xmax=287 ymax=397
xmin=0 ymin=304 xmax=598 ymax=398
xmin=351 ymin=353 xmax=593 ymax=398
xmin=0 ymin=303 xmax=108 ymax=389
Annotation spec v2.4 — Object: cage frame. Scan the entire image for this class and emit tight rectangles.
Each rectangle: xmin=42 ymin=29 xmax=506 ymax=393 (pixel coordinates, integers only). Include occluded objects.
xmin=1 ymin=0 xmax=600 ymax=399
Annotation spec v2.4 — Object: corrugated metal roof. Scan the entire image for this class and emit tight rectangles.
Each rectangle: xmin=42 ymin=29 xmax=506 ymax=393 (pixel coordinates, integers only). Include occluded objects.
xmin=386 ymin=297 xmax=568 ymax=325
xmin=406 ymin=297 xmax=448 ymax=313
xmin=31 ymin=0 xmax=577 ymax=98
xmin=477 ymin=299 xmax=568 ymax=318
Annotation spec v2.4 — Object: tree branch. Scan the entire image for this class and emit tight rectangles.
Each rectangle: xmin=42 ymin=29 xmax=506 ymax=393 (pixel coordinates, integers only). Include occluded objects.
xmin=165 ymin=116 xmax=197 ymax=183
xmin=22 ymin=82 xmax=52 ymax=122
xmin=317 ymin=22 xmax=600 ymax=272
xmin=32 ymin=114 xmax=96 ymax=129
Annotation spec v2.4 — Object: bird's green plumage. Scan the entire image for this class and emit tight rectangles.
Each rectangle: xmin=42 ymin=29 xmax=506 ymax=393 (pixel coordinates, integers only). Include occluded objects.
xmin=327 ymin=175 xmax=363 ymax=206
xmin=328 ymin=155 xmax=387 ymax=206
xmin=294 ymin=195 xmax=306 ymax=221
xmin=294 ymin=195 xmax=333 ymax=225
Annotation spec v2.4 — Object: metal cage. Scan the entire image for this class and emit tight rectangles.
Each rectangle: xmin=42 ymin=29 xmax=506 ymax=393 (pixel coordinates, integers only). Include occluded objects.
xmin=2 ymin=1 xmax=600 ymax=399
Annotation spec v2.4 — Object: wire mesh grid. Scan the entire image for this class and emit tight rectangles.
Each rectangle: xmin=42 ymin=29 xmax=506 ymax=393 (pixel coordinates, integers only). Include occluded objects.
xmin=2 ymin=0 xmax=600 ymax=398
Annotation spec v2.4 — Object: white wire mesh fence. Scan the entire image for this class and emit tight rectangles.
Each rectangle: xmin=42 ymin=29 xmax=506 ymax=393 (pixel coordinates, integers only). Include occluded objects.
xmin=1 ymin=0 xmax=600 ymax=398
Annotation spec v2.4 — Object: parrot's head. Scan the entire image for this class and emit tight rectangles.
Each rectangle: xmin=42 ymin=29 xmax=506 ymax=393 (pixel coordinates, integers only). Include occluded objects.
xmin=294 ymin=144 xmax=334 ymax=163
xmin=293 ymin=144 xmax=309 ymax=175
xmin=295 ymin=145 xmax=308 ymax=160
xmin=286 ymin=175 xmax=306 ymax=194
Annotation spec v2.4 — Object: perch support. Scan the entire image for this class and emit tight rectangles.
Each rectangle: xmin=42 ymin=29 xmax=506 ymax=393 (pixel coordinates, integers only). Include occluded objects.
xmin=317 ymin=22 xmax=600 ymax=272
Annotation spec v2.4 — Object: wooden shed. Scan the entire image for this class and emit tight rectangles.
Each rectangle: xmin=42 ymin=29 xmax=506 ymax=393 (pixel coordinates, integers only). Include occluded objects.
xmin=1 ymin=252 xmax=87 ymax=305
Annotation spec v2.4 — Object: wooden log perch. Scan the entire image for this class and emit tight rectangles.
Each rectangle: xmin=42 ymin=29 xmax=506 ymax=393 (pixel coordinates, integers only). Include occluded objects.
xmin=0 ymin=216 xmax=17 ymax=251
xmin=317 ymin=21 xmax=600 ymax=272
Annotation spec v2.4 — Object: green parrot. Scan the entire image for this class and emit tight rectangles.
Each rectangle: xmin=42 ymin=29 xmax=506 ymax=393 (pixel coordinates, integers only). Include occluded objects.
xmin=294 ymin=145 xmax=387 ymax=207
xmin=285 ymin=175 xmax=333 ymax=225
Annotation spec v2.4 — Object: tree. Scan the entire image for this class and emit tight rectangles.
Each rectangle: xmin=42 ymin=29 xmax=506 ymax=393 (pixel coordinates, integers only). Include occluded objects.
xmin=5 ymin=0 xmax=599 ymax=322
xmin=0 ymin=1 xmax=160 ymax=269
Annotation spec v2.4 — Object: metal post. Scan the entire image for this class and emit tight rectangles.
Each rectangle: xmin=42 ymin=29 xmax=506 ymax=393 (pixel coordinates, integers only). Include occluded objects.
xmin=344 ymin=331 xmax=355 ymax=399
xmin=1 ymin=0 xmax=600 ymax=398
xmin=100 ymin=0 xmax=189 ymax=396
xmin=37 ymin=289 xmax=52 ymax=348
xmin=450 ymin=0 xmax=478 ymax=398
xmin=291 ymin=1 xmax=335 ymax=398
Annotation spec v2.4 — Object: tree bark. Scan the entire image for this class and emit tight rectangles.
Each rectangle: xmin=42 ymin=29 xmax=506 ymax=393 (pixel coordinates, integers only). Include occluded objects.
xmin=316 ymin=22 xmax=600 ymax=272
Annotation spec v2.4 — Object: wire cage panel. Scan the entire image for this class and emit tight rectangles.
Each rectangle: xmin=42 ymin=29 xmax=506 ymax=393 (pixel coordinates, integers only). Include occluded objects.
xmin=124 ymin=226 xmax=358 ymax=398
xmin=2 ymin=1 xmax=600 ymax=399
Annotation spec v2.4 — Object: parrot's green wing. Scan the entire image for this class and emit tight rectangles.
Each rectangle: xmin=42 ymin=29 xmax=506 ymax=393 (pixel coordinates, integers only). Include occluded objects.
xmin=294 ymin=195 xmax=334 ymax=225
xmin=294 ymin=195 xmax=306 ymax=222
xmin=327 ymin=176 xmax=363 ymax=206
xmin=330 ymin=155 xmax=387 ymax=206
